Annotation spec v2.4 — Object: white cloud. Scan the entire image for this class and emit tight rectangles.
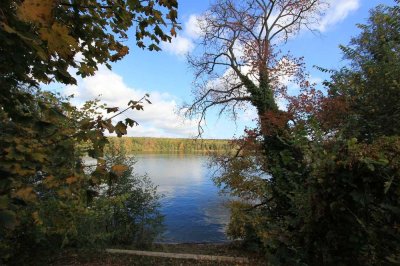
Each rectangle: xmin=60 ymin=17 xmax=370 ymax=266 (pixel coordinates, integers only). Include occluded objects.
xmin=318 ymin=0 xmax=360 ymax=32
xmin=185 ymin=14 xmax=205 ymax=39
xmin=64 ymin=66 xmax=200 ymax=138
xmin=161 ymin=14 xmax=207 ymax=57
xmin=163 ymin=1 xmax=359 ymax=57
xmin=260 ymin=0 xmax=360 ymax=38
xmin=161 ymin=35 xmax=194 ymax=57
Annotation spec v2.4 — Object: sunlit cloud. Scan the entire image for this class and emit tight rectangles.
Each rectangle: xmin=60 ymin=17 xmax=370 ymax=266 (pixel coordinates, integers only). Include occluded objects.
xmin=64 ymin=65 xmax=200 ymax=138
xmin=185 ymin=14 xmax=206 ymax=39
xmin=161 ymin=13 xmax=207 ymax=57
xmin=161 ymin=35 xmax=195 ymax=57
xmin=318 ymin=0 xmax=360 ymax=32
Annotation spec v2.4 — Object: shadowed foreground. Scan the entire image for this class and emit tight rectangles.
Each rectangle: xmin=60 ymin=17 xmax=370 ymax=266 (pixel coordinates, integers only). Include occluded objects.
xmin=15 ymin=243 xmax=266 ymax=265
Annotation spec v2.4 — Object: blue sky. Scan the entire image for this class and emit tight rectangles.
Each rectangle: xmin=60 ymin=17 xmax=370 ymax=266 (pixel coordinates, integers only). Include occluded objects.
xmin=59 ymin=0 xmax=396 ymax=139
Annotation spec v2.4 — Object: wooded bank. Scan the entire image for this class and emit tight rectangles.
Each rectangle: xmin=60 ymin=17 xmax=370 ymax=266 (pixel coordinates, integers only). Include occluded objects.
xmin=107 ymin=137 xmax=234 ymax=154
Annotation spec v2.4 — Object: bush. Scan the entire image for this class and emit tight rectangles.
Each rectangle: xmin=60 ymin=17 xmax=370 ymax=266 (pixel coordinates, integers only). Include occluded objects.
xmin=76 ymin=142 xmax=164 ymax=248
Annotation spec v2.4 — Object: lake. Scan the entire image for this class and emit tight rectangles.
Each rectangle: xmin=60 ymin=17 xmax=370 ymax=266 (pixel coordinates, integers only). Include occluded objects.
xmin=133 ymin=153 xmax=231 ymax=243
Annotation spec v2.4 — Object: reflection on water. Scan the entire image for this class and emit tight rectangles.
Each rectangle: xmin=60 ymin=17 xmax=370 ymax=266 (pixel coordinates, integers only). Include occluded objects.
xmin=134 ymin=154 xmax=230 ymax=243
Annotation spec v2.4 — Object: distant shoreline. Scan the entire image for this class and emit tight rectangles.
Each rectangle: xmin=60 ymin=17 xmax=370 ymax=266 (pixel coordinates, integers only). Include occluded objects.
xmin=109 ymin=136 xmax=232 ymax=141
xmin=106 ymin=136 xmax=235 ymax=154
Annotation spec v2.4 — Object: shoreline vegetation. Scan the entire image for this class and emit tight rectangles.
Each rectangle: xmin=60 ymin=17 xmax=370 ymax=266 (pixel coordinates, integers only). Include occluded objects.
xmin=106 ymin=137 xmax=235 ymax=154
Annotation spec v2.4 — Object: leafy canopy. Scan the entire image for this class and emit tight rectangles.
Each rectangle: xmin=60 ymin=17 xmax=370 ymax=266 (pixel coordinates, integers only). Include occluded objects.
xmin=0 ymin=0 xmax=179 ymax=87
xmin=0 ymin=0 xmax=179 ymax=262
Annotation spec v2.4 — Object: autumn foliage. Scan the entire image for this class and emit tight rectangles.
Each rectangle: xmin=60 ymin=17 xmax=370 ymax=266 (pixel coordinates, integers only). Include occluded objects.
xmin=0 ymin=0 xmax=178 ymax=261
xmin=212 ymin=3 xmax=400 ymax=265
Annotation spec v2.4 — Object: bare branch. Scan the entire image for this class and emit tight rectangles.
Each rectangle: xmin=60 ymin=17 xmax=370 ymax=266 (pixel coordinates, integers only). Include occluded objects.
xmin=185 ymin=0 xmax=325 ymax=135
xmin=245 ymin=197 xmax=274 ymax=211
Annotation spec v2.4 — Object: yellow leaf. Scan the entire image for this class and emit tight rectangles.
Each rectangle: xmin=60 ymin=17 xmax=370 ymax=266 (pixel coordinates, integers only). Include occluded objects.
xmin=31 ymin=152 xmax=47 ymax=163
xmin=111 ymin=164 xmax=128 ymax=176
xmin=17 ymin=0 xmax=54 ymax=25
xmin=79 ymin=64 xmax=96 ymax=75
xmin=98 ymin=158 xmax=106 ymax=166
xmin=43 ymin=175 xmax=59 ymax=189
xmin=170 ymin=27 xmax=177 ymax=37
xmin=13 ymin=187 xmax=37 ymax=203
xmin=0 ymin=22 xmax=18 ymax=35
xmin=118 ymin=46 xmax=129 ymax=57
xmin=39 ymin=23 xmax=78 ymax=58
xmin=66 ymin=176 xmax=79 ymax=185
xmin=57 ymin=188 xmax=72 ymax=198
xmin=32 ymin=211 xmax=43 ymax=225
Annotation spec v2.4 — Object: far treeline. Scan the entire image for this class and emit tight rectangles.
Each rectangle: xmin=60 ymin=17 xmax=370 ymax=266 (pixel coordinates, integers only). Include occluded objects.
xmin=107 ymin=137 xmax=233 ymax=154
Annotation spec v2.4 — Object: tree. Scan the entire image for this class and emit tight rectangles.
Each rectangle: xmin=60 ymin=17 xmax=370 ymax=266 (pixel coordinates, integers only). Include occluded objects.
xmin=185 ymin=0 xmax=325 ymax=135
xmin=213 ymin=2 xmax=400 ymax=265
xmin=0 ymin=87 xmax=152 ymax=261
xmin=185 ymin=1 xmax=324 ymax=260
xmin=1 ymin=0 xmax=179 ymax=88
xmin=0 ymin=1 xmax=178 ymax=258
xmin=326 ymin=4 xmax=400 ymax=141
xmin=76 ymin=141 xmax=164 ymax=248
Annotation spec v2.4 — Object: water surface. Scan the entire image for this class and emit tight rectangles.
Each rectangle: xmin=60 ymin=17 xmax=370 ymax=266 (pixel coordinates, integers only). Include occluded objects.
xmin=133 ymin=153 xmax=230 ymax=243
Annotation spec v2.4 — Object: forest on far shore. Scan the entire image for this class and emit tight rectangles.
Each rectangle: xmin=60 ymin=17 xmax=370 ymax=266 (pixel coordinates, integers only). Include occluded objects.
xmin=107 ymin=137 xmax=233 ymax=154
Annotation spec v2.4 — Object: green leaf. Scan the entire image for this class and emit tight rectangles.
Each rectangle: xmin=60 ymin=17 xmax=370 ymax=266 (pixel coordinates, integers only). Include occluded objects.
xmin=128 ymin=100 xmax=138 ymax=106
xmin=100 ymin=119 xmax=115 ymax=133
xmin=0 ymin=196 xmax=8 ymax=209
xmin=148 ymin=44 xmax=161 ymax=51
xmin=0 ymin=210 xmax=17 ymax=230
xmin=386 ymin=256 xmax=400 ymax=264
xmin=115 ymin=121 xmax=127 ymax=137
xmin=125 ymin=118 xmax=138 ymax=127
xmin=106 ymin=107 xmax=119 ymax=113
xmin=135 ymin=104 xmax=144 ymax=111
xmin=384 ymin=175 xmax=395 ymax=194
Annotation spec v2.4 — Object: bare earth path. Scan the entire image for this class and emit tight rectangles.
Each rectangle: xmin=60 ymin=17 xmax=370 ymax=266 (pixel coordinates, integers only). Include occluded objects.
xmin=106 ymin=248 xmax=250 ymax=264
